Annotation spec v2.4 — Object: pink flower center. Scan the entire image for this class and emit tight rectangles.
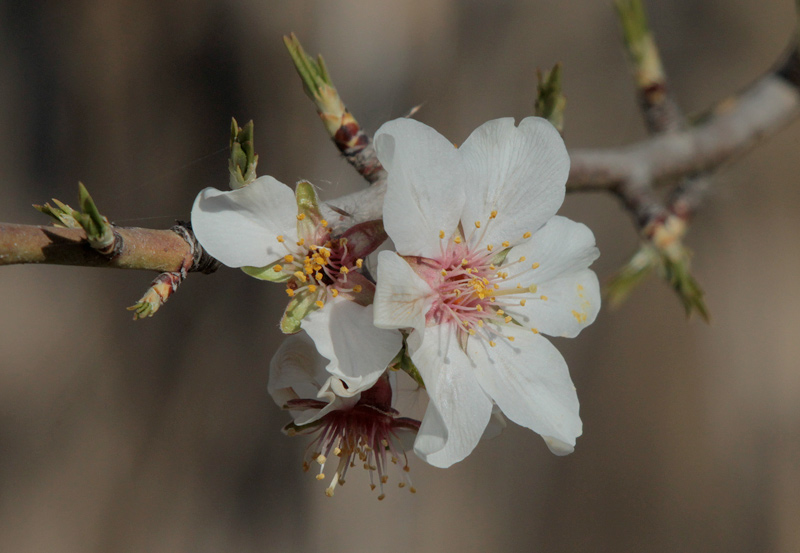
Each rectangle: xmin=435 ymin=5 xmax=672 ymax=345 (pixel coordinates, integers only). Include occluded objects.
xmin=413 ymin=212 xmax=548 ymax=345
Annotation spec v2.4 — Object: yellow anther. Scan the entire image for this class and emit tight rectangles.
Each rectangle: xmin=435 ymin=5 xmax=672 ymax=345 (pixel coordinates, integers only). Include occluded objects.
xmin=516 ymin=283 xmax=523 ymax=289
xmin=286 ymin=289 xmax=295 ymax=297
xmin=304 ymin=267 xmax=313 ymax=274
xmin=331 ymin=288 xmax=339 ymax=297
xmin=441 ymin=269 xmax=448 ymax=277
xmin=410 ymin=487 xmax=417 ymax=494
xmin=321 ymin=219 xmax=328 ymax=227
xmin=353 ymin=285 xmax=363 ymax=293
xmin=528 ymin=284 xmax=538 ymax=294
xmin=497 ymin=309 xmax=505 ymax=315
xmin=519 ymin=256 xmax=526 ymax=262
xmin=468 ymin=329 xmax=476 ymax=335
xmin=462 ymin=320 xmax=470 ymax=326
xmin=273 ymin=265 xmax=283 ymax=272
xmin=493 ymin=283 xmax=500 ymax=289
xmin=502 ymin=241 xmax=510 ymax=248
xmin=454 ymin=236 xmax=463 ymax=244
xmin=489 ymin=340 xmax=497 ymax=347
xmin=523 ymin=231 xmax=532 ymax=239
xmin=317 ymin=454 xmax=326 ymax=464
xmin=297 ymin=213 xmax=306 ymax=221
xmin=454 ymin=289 xmax=461 ymax=297
xmin=296 ymin=238 xmax=305 ymax=246
xmin=439 ymin=230 xmax=445 ymax=239
xmin=531 ymin=262 xmax=540 ymax=269
xmin=487 ymin=244 xmax=494 ymax=252
xmin=284 ymin=254 xmax=294 ymax=263
xmin=315 ymin=272 xmax=323 ymax=280
xmin=340 ymin=266 xmax=350 ymax=274
xmin=462 ymin=259 xmax=468 ymax=266
xmin=276 ymin=235 xmax=284 ymax=243
xmin=316 ymin=474 xmax=325 ymax=481
xmin=508 ymin=336 xmax=515 ymax=342
xmin=489 ymin=264 xmax=496 ymax=271
xmin=520 ymin=299 xmax=527 ymax=306
xmin=490 ymin=210 xmax=498 ymax=219
xmin=504 ymin=316 xmax=512 ymax=323
xmin=577 ymin=284 xmax=584 ymax=291
xmin=475 ymin=221 xmax=481 ymax=229
xmin=315 ymin=300 xmax=325 ymax=308
xmin=356 ymin=259 xmax=364 ymax=268
xmin=540 ymin=295 xmax=548 ymax=301
xmin=308 ymin=285 xmax=317 ymax=293
xmin=478 ymin=320 xmax=484 ymax=327
xmin=531 ymin=327 xmax=539 ymax=334
xmin=476 ymin=304 xmax=483 ymax=312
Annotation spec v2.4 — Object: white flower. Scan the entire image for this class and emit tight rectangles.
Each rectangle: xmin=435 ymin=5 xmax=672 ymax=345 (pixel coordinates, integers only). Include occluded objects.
xmin=270 ymin=333 xmax=421 ymax=498
xmin=372 ymin=117 xmax=601 ymax=468
xmin=191 ymin=177 xmax=387 ymax=332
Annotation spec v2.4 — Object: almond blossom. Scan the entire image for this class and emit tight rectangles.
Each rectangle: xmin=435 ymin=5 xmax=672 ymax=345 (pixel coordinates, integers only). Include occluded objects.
xmin=372 ymin=117 xmax=601 ymax=468
xmin=270 ymin=333 xmax=421 ymax=499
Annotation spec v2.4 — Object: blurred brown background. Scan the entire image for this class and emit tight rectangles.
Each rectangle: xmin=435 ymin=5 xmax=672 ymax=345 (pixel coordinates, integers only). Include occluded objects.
xmin=1 ymin=1 xmax=799 ymax=552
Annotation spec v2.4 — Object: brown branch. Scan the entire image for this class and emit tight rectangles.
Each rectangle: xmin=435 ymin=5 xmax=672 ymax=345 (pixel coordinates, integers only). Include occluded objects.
xmin=568 ymin=51 xmax=800 ymax=191
xmin=0 ymin=222 xmax=218 ymax=274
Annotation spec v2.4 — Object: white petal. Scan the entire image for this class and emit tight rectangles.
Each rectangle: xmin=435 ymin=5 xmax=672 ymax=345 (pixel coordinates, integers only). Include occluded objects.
xmin=191 ymin=175 xmax=298 ymax=268
xmin=506 ymin=216 xmax=600 ymax=284
xmin=511 ymin=269 xmax=600 ymax=338
xmin=375 ymin=118 xmax=466 ymax=257
xmin=481 ymin=405 xmax=508 ymax=441
xmin=268 ymin=333 xmax=328 ymax=407
xmin=459 ymin=117 xmax=569 ymax=248
xmin=466 ymin=326 xmax=582 ymax=451
xmin=411 ymin=325 xmax=493 ymax=468
xmin=373 ymin=251 xmax=435 ymax=332
xmin=301 ymin=296 xmax=402 ymax=396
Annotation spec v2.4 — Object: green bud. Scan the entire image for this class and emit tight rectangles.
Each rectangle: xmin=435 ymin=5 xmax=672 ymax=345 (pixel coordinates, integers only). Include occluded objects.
xmin=535 ymin=63 xmax=566 ymax=133
xmin=76 ymin=182 xmax=115 ymax=254
xmin=228 ymin=118 xmax=258 ymax=189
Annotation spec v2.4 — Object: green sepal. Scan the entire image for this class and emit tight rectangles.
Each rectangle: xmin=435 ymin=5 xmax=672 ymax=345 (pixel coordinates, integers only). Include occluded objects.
xmin=535 ymin=63 xmax=566 ymax=133
xmin=228 ymin=118 xmax=258 ymax=189
xmin=606 ymin=244 xmax=659 ymax=308
xmin=490 ymin=247 xmax=511 ymax=267
xmin=280 ymin=290 xmax=321 ymax=334
xmin=34 ymin=199 xmax=82 ymax=229
xmin=242 ymin=262 xmax=292 ymax=282
xmin=388 ymin=333 xmax=426 ymax=389
xmin=295 ymin=180 xmax=322 ymax=238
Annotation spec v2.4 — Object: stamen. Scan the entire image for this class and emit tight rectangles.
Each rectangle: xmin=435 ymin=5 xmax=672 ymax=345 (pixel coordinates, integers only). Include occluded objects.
xmin=297 ymin=213 xmax=306 ymax=221
xmin=315 ymin=300 xmax=325 ymax=308
xmin=273 ymin=265 xmax=283 ymax=272
xmin=523 ymin=231 xmax=532 ymax=239
xmin=321 ymin=219 xmax=328 ymax=227
xmin=490 ymin=210 xmax=498 ymax=219
xmin=475 ymin=221 xmax=481 ymax=229
xmin=439 ymin=230 xmax=445 ymax=239
xmin=276 ymin=235 xmax=284 ymax=243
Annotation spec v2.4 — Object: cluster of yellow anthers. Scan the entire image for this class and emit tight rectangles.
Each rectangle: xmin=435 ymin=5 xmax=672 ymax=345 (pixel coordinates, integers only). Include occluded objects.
xmin=272 ymin=232 xmax=364 ymax=308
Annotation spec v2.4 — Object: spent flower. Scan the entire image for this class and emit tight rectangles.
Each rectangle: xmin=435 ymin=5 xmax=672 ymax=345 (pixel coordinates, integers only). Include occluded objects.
xmin=270 ymin=334 xmax=421 ymax=498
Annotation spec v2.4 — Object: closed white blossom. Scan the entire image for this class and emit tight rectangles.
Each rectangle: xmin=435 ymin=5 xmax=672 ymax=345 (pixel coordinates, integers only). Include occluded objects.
xmin=372 ymin=117 xmax=601 ymax=468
